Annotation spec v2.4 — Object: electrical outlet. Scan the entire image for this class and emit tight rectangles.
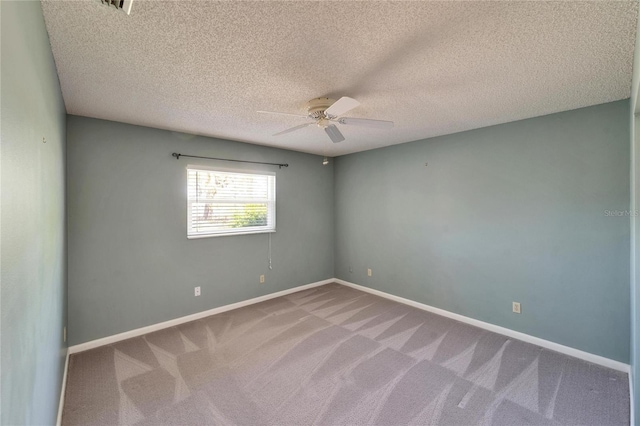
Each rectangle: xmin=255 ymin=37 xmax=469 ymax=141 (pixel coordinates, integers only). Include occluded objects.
xmin=63 ymin=326 xmax=67 ymax=343
xmin=367 ymin=268 xmax=372 ymax=277
xmin=512 ymin=302 xmax=521 ymax=314
xmin=260 ymin=275 xmax=265 ymax=284
xmin=349 ymin=266 xmax=353 ymax=273
xmin=194 ymin=286 xmax=201 ymax=296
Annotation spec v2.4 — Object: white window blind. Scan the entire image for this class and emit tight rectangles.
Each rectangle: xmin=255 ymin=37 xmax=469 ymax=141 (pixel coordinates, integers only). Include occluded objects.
xmin=187 ymin=167 xmax=276 ymax=238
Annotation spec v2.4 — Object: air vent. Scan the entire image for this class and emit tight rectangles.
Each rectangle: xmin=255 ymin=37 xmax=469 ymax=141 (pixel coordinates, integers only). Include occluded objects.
xmin=98 ymin=0 xmax=133 ymax=15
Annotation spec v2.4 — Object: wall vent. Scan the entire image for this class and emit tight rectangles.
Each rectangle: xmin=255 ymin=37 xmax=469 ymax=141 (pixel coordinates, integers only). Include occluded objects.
xmin=98 ymin=0 xmax=133 ymax=15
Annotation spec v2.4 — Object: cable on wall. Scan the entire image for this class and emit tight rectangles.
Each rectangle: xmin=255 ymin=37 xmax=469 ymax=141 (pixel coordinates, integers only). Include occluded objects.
xmin=172 ymin=153 xmax=288 ymax=169
xmin=268 ymin=233 xmax=273 ymax=270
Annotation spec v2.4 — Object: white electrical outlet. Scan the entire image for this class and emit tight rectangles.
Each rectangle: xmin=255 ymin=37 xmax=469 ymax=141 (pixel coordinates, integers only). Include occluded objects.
xmin=63 ymin=326 xmax=67 ymax=343
xmin=367 ymin=268 xmax=372 ymax=277
xmin=349 ymin=266 xmax=353 ymax=273
xmin=512 ymin=302 xmax=521 ymax=314
xmin=260 ymin=275 xmax=265 ymax=283
xmin=194 ymin=286 xmax=201 ymax=296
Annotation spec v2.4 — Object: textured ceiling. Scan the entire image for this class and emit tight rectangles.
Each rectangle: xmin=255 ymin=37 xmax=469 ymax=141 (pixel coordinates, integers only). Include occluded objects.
xmin=41 ymin=1 xmax=638 ymax=156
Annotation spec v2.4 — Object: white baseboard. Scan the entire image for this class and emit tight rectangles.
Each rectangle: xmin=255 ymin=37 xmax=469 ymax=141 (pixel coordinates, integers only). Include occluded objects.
xmin=630 ymin=369 xmax=635 ymax=426
xmin=334 ymin=279 xmax=630 ymax=373
xmin=56 ymin=348 xmax=69 ymax=426
xmin=68 ymin=279 xmax=333 ymax=354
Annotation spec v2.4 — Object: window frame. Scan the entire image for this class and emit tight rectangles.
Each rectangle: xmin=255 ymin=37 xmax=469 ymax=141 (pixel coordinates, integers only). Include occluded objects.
xmin=186 ymin=165 xmax=276 ymax=239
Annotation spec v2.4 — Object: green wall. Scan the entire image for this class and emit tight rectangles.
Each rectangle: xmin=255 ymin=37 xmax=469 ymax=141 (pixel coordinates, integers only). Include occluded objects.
xmin=66 ymin=116 xmax=334 ymax=345
xmin=630 ymin=14 xmax=640 ymax=423
xmin=334 ymin=100 xmax=631 ymax=362
xmin=632 ymin=112 xmax=639 ymax=425
xmin=1 ymin=1 xmax=68 ymax=424
xmin=631 ymin=41 xmax=640 ymax=425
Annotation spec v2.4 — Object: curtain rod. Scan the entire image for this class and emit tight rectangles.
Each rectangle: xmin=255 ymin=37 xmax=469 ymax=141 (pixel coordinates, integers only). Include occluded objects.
xmin=172 ymin=153 xmax=288 ymax=169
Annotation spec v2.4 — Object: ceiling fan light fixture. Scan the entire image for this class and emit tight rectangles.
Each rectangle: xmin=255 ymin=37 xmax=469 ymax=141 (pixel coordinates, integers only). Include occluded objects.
xmin=317 ymin=118 xmax=330 ymax=128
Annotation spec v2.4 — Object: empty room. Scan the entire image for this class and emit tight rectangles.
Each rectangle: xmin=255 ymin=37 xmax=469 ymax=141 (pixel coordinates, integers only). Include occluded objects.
xmin=3 ymin=0 xmax=640 ymax=425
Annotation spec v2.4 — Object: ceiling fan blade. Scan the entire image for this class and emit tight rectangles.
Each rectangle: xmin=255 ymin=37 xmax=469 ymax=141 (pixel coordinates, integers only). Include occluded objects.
xmin=324 ymin=96 xmax=360 ymax=118
xmin=338 ymin=117 xmax=394 ymax=129
xmin=258 ymin=110 xmax=309 ymax=119
xmin=273 ymin=122 xmax=314 ymax=136
xmin=325 ymin=124 xmax=345 ymax=143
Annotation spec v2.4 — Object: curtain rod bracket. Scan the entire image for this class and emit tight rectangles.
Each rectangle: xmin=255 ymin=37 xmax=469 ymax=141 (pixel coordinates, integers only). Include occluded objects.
xmin=171 ymin=152 xmax=288 ymax=169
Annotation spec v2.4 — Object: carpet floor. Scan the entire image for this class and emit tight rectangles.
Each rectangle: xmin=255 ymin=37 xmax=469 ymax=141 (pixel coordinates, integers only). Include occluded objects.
xmin=62 ymin=283 xmax=629 ymax=425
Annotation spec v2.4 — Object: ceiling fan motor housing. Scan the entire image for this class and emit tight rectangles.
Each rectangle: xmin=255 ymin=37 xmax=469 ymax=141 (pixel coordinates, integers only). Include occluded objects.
xmin=307 ymin=98 xmax=336 ymax=120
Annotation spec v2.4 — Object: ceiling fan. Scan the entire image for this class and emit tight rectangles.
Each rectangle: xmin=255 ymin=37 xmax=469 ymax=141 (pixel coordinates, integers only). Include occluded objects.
xmin=258 ymin=97 xmax=394 ymax=143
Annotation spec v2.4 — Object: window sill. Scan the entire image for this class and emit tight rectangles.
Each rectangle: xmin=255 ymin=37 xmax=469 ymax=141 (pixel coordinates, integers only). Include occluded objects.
xmin=187 ymin=229 xmax=276 ymax=239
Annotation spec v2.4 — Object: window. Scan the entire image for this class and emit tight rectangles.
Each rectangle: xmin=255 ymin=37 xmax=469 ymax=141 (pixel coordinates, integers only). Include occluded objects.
xmin=187 ymin=166 xmax=276 ymax=238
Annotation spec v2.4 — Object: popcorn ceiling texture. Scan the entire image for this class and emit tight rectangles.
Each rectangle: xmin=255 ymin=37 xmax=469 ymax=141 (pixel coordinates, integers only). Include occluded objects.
xmin=41 ymin=1 xmax=637 ymax=156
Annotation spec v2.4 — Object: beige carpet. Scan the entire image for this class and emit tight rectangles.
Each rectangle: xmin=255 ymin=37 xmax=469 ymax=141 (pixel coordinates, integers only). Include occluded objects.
xmin=62 ymin=283 xmax=629 ymax=425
